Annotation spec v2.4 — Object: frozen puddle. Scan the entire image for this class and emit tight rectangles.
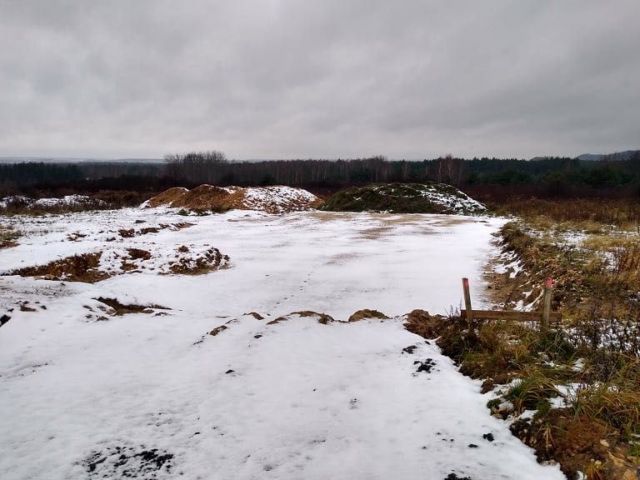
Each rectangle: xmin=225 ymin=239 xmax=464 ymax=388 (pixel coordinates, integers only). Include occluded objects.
xmin=0 ymin=210 xmax=565 ymax=479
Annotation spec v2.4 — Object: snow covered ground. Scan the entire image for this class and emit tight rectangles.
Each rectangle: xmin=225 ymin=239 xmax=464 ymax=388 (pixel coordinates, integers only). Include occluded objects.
xmin=0 ymin=209 xmax=565 ymax=479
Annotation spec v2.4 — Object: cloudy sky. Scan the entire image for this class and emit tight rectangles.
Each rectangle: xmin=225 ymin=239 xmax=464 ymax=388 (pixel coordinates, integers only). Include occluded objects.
xmin=1 ymin=1 xmax=639 ymax=160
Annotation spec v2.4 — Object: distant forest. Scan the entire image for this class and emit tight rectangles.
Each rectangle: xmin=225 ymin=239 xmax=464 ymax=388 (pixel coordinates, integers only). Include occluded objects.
xmin=1 ymin=150 xmax=640 ymax=200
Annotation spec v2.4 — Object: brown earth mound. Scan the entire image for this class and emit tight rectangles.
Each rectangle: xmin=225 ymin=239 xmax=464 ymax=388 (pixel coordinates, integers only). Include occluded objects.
xmin=404 ymin=309 xmax=447 ymax=338
xmin=95 ymin=297 xmax=169 ymax=316
xmin=144 ymin=185 xmax=317 ymax=213
xmin=9 ymin=252 xmax=110 ymax=283
xmin=144 ymin=187 xmax=190 ymax=208
xmin=170 ymin=185 xmax=244 ymax=211
xmin=348 ymin=309 xmax=389 ymax=322
xmin=267 ymin=311 xmax=335 ymax=325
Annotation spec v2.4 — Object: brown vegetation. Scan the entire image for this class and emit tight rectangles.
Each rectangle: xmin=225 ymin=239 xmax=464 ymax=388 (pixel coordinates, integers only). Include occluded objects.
xmin=489 ymin=198 xmax=640 ymax=230
xmin=404 ymin=311 xmax=639 ymax=479
xmin=0 ymin=226 xmax=20 ymax=248
xmin=446 ymin=198 xmax=640 ymax=479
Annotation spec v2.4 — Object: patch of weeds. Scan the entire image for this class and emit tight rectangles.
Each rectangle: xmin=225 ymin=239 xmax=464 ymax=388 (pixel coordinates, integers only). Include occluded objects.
xmin=505 ymin=371 xmax=560 ymax=414
xmin=573 ymin=384 xmax=640 ymax=438
xmin=0 ymin=226 xmax=21 ymax=248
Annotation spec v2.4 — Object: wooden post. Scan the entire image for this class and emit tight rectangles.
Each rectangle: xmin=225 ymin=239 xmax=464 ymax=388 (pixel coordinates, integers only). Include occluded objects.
xmin=542 ymin=277 xmax=554 ymax=333
xmin=462 ymin=277 xmax=473 ymax=327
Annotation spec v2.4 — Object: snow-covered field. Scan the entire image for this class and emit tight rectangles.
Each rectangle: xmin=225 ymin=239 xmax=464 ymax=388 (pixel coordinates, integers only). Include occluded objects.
xmin=0 ymin=209 xmax=565 ymax=479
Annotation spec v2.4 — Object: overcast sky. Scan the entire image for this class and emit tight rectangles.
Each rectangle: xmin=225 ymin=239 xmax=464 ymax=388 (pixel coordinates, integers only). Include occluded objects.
xmin=1 ymin=1 xmax=639 ymax=160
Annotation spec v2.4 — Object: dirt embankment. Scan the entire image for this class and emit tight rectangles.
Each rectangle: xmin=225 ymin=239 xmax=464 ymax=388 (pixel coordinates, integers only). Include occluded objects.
xmin=144 ymin=185 xmax=319 ymax=214
xmin=321 ymin=183 xmax=486 ymax=215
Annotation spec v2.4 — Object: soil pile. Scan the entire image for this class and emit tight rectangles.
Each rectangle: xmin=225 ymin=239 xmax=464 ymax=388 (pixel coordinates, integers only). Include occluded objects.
xmin=143 ymin=185 xmax=318 ymax=214
xmin=6 ymin=244 xmax=230 ymax=283
xmin=321 ymin=183 xmax=486 ymax=215
xmin=9 ymin=252 xmax=109 ymax=283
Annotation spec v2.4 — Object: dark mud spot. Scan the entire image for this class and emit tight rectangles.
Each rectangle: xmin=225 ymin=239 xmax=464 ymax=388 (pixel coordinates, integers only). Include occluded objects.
xmin=0 ymin=314 xmax=10 ymax=327
xmin=82 ymin=445 xmax=174 ymax=479
xmin=127 ymin=248 xmax=152 ymax=261
xmin=95 ymin=297 xmax=169 ymax=316
xmin=444 ymin=474 xmax=472 ymax=480
xmin=482 ymin=432 xmax=495 ymax=442
xmin=402 ymin=345 xmax=417 ymax=354
xmin=414 ymin=358 xmax=436 ymax=373
xmin=118 ymin=228 xmax=135 ymax=238
xmin=209 ymin=325 xmax=228 ymax=336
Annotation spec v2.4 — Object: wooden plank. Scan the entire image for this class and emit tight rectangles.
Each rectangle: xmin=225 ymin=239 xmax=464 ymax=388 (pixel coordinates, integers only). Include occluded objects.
xmin=460 ymin=309 xmax=562 ymax=322
xmin=542 ymin=277 xmax=554 ymax=332
xmin=462 ymin=278 xmax=473 ymax=326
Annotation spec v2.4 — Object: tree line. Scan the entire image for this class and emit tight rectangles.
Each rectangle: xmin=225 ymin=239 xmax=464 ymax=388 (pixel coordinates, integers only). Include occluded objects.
xmin=1 ymin=150 xmax=639 ymax=198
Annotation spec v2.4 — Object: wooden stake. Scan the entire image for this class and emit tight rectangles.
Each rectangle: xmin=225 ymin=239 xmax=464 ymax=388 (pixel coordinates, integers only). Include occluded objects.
xmin=462 ymin=277 xmax=473 ymax=327
xmin=542 ymin=277 xmax=554 ymax=333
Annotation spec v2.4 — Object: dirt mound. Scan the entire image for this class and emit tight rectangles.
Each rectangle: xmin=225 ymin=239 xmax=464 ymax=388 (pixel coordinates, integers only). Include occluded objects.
xmin=9 ymin=252 xmax=110 ymax=283
xmin=95 ymin=297 xmax=169 ymax=316
xmin=321 ymin=183 xmax=486 ymax=215
xmin=267 ymin=310 xmax=335 ymax=325
xmin=143 ymin=187 xmax=189 ymax=208
xmin=404 ymin=309 xmax=447 ymax=338
xmin=6 ymin=244 xmax=230 ymax=283
xmin=144 ymin=185 xmax=318 ymax=214
xmin=170 ymin=185 xmax=244 ymax=211
xmin=348 ymin=309 xmax=389 ymax=322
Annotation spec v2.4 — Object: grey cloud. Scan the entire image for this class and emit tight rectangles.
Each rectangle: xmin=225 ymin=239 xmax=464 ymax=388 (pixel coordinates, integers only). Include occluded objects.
xmin=0 ymin=0 xmax=638 ymax=159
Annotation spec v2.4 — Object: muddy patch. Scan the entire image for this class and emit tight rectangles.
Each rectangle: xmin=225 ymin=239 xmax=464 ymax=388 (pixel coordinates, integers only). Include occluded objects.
xmin=81 ymin=444 xmax=174 ymax=479
xmin=444 ymin=474 xmax=472 ymax=480
xmin=267 ymin=311 xmax=335 ymax=325
xmin=95 ymin=297 xmax=170 ymax=316
xmin=414 ymin=358 xmax=436 ymax=374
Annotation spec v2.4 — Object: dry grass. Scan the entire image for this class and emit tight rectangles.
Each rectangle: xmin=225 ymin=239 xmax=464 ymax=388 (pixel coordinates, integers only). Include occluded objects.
xmin=412 ymin=198 xmax=640 ymax=478
xmin=0 ymin=226 xmax=20 ymax=248
xmin=489 ymin=198 xmax=640 ymax=231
